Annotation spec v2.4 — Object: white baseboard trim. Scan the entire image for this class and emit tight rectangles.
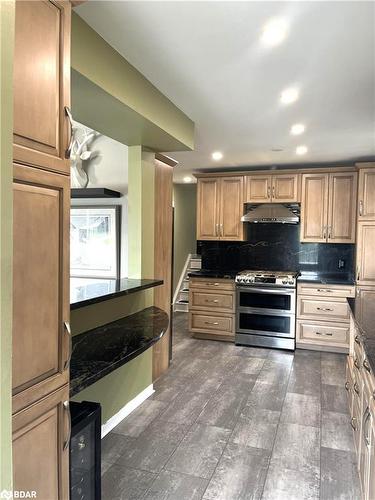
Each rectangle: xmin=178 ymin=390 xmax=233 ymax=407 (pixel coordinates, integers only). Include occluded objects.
xmin=101 ymin=384 xmax=154 ymax=438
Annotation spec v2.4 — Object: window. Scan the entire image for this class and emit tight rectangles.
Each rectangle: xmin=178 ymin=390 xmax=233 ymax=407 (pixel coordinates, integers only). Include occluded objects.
xmin=70 ymin=206 xmax=121 ymax=279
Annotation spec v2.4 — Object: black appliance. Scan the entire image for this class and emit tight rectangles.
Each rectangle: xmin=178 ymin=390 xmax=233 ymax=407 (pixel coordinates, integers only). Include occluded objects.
xmin=70 ymin=401 xmax=101 ymax=500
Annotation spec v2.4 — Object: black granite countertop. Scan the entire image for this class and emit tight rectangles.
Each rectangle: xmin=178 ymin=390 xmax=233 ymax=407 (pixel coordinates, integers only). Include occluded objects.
xmin=188 ymin=269 xmax=237 ymax=279
xmin=70 ymin=277 xmax=163 ymax=310
xmin=297 ymin=272 xmax=355 ymax=285
xmin=70 ymin=306 xmax=168 ymax=396
xmin=348 ymin=296 xmax=375 ymax=374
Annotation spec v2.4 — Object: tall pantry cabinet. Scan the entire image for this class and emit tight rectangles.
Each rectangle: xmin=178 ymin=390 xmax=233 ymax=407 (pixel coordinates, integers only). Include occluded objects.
xmin=12 ymin=2 xmax=72 ymax=499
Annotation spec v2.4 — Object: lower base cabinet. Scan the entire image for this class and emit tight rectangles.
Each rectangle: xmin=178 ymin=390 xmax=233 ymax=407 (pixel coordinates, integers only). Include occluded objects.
xmin=347 ymin=319 xmax=375 ymax=500
xmin=188 ymin=277 xmax=235 ymax=341
xmin=13 ymin=385 xmax=70 ymax=500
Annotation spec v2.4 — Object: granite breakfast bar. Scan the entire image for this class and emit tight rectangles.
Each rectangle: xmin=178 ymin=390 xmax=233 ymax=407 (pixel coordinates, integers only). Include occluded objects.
xmin=69 ymin=278 xmax=167 ymax=396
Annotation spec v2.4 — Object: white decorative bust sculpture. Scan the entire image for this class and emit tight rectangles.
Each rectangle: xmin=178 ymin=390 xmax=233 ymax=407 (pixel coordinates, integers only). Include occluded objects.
xmin=70 ymin=125 xmax=99 ymax=188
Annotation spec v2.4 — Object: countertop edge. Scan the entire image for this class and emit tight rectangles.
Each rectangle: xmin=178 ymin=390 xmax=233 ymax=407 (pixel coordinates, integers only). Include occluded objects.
xmin=71 ymin=279 xmax=164 ymax=310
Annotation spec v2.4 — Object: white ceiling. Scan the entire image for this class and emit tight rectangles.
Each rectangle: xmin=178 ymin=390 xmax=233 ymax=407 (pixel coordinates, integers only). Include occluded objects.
xmin=76 ymin=1 xmax=375 ymax=183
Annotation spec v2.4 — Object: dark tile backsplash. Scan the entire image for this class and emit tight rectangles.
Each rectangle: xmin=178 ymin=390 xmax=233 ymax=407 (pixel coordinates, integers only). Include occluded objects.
xmin=198 ymin=224 xmax=355 ymax=275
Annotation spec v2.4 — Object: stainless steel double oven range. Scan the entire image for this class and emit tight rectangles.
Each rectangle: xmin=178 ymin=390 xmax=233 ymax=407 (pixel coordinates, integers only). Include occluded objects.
xmin=235 ymin=270 xmax=298 ymax=351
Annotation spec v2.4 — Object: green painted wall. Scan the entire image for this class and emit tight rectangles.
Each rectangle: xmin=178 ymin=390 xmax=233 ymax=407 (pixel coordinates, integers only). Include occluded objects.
xmin=173 ymin=184 xmax=197 ymax=294
xmin=72 ymin=149 xmax=156 ymax=424
xmin=0 ymin=0 xmax=14 ymax=490
xmin=71 ymin=14 xmax=194 ymax=152
xmin=71 ymin=348 xmax=152 ymax=424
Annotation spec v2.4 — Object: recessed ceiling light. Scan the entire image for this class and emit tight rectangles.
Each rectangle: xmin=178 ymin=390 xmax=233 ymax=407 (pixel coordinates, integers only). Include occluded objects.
xmin=261 ymin=18 xmax=288 ymax=47
xmin=212 ymin=151 xmax=223 ymax=161
xmin=291 ymin=123 xmax=305 ymax=135
xmin=296 ymin=145 xmax=308 ymax=155
xmin=183 ymin=176 xmax=192 ymax=183
xmin=280 ymin=87 xmax=299 ymax=105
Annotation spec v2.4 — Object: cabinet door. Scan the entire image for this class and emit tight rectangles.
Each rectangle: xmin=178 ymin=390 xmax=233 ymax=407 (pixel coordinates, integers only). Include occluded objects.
xmin=197 ymin=178 xmax=220 ymax=240
xmin=300 ymin=173 xmax=329 ymax=242
xmin=13 ymin=164 xmax=70 ymax=414
xmin=272 ymin=174 xmax=299 ymax=202
xmin=219 ymin=176 xmax=244 ymax=241
xmin=245 ymin=175 xmax=271 ymax=203
xmin=13 ymin=0 xmax=71 ymax=174
xmin=327 ymin=172 xmax=357 ymax=243
xmin=357 ymin=223 xmax=375 ymax=286
xmin=358 ymin=168 xmax=375 ymax=221
xmin=13 ymin=385 xmax=69 ymax=500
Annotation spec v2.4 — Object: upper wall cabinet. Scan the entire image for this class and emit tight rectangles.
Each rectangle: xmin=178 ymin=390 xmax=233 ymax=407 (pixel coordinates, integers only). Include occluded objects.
xmin=13 ymin=0 xmax=71 ymax=175
xmin=301 ymin=172 xmax=357 ymax=243
xmin=358 ymin=168 xmax=375 ymax=220
xmin=245 ymin=173 xmax=299 ymax=203
xmin=197 ymin=176 xmax=244 ymax=241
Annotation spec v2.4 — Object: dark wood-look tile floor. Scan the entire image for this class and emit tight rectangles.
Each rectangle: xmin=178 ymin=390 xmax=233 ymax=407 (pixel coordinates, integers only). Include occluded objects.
xmin=101 ymin=313 xmax=361 ymax=500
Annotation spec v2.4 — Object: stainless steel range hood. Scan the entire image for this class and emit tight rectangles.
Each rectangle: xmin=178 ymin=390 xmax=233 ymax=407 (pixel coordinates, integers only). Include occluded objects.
xmin=241 ymin=203 xmax=300 ymax=224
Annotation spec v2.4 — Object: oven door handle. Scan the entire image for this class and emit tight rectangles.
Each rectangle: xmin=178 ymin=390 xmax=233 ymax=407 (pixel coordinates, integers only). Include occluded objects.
xmin=236 ymin=286 xmax=295 ymax=295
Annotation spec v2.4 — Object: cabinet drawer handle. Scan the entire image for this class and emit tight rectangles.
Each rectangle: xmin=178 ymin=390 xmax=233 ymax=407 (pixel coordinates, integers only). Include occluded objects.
xmin=363 ymin=407 xmax=371 ymax=447
xmin=204 ymin=321 xmax=219 ymax=325
xmin=315 ymin=331 xmax=333 ymax=337
xmin=351 ymin=416 xmax=357 ymax=431
xmin=317 ymin=289 xmax=332 ymax=293
xmin=64 ymin=106 xmax=74 ymax=159
xmin=345 ymin=381 xmax=350 ymax=391
xmin=363 ymin=359 xmax=371 ymax=373
xmin=316 ymin=307 xmax=333 ymax=312
xmin=64 ymin=321 xmax=72 ymax=370
xmin=63 ymin=400 xmax=71 ymax=451
xmin=354 ymin=335 xmax=361 ymax=345
xmin=205 ymin=299 xmax=219 ymax=303
xmin=206 ymin=283 xmax=220 ymax=286
xmin=354 ymin=358 xmax=360 ymax=370
xmin=353 ymin=382 xmax=360 ymax=395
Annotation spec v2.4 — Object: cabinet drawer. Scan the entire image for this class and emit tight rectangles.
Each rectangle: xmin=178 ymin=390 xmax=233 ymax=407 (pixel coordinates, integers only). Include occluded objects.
xmin=297 ymin=320 xmax=349 ymax=347
xmin=297 ymin=283 xmax=355 ymax=298
xmin=298 ymin=297 xmax=350 ymax=321
xmin=189 ymin=311 xmax=234 ymax=337
xmin=189 ymin=277 xmax=235 ymax=291
xmin=189 ymin=290 xmax=235 ymax=312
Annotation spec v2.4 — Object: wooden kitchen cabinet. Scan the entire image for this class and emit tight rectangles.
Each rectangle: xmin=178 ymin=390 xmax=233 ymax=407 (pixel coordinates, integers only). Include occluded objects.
xmin=189 ymin=277 xmax=236 ymax=341
xmin=13 ymin=0 xmax=71 ymax=174
xmin=245 ymin=175 xmax=271 ymax=202
xmin=13 ymin=385 xmax=70 ymax=500
xmin=300 ymin=173 xmax=329 ymax=242
xmin=358 ymin=167 xmax=375 ymax=221
xmin=301 ymin=172 xmax=357 ymax=243
xmin=197 ymin=176 xmax=244 ymax=241
xmin=245 ymin=173 xmax=299 ymax=203
xmin=357 ymin=223 xmax=375 ymax=286
xmin=220 ymin=177 xmax=244 ymax=240
xmin=12 ymin=164 xmax=70 ymax=414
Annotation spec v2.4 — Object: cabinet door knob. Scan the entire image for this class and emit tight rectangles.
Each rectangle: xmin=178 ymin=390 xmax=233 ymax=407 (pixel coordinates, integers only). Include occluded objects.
xmin=359 ymin=200 xmax=363 ymax=216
